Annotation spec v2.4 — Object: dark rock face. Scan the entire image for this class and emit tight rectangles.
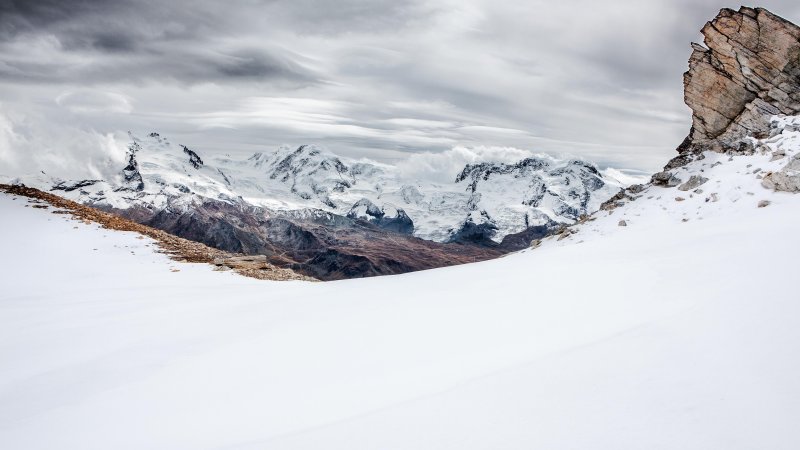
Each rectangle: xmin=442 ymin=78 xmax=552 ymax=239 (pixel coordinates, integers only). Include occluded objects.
xmin=681 ymin=7 xmax=800 ymax=154
xmin=448 ymin=215 xmax=499 ymax=246
xmin=347 ymin=198 xmax=383 ymax=218
xmin=51 ymin=180 xmax=101 ymax=192
xmin=181 ymin=145 xmax=204 ymax=169
xmin=376 ymin=209 xmax=414 ymax=235
xmin=497 ymin=224 xmax=553 ymax=251
xmin=120 ymin=139 xmax=145 ymax=192
xmin=448 ymin=215 xmax=555 ymax=251
xmin=346 ymin=198 xmax=414 ymax=235
xmin=107 ymin=200 xmax=502 ymax=281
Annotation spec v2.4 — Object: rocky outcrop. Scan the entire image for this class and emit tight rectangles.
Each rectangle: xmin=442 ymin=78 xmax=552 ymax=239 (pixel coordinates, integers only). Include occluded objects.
xmin=448 ymin=213 xmax=500 ymax=246
xmin=762 ymin=154 xmax=800 ymax=192
xmin=643 ymin=7 xmax=800 ymax=192
xmin=651 ymin=170 xmax=682 ymax=187
xmin=346 ymin=199 xmax=414 ymax=235
xmin=681 ymin=7 xmax=800 ymax=155
xmin=677 ymin=175 xmax=709 ymax=191
xmin=120 ymin=139 xmax=145 ymax=191
xmin=213 ymin=255 xmax=270 ymax=270
xmin=181 ymin=145 xmax=204 ymax=169
xmin=496 ymin=223 xmax=552 ymax=251
xmin=51 ymin=180 xmax=101 ymax=192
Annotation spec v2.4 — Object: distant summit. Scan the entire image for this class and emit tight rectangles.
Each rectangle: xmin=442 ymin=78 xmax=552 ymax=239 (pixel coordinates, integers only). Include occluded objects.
xmin=3 ymin=132 xmax=624 ymax=279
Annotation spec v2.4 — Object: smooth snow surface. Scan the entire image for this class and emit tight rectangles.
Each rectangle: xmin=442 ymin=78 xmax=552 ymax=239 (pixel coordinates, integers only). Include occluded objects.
xmin=2 ymin=131 xmax=800 ymax=449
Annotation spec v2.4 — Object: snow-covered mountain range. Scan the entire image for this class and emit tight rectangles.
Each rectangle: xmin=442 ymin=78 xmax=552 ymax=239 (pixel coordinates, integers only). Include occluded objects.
xmin=7 ymin=132 xmax=627 ymax=244
xmin=4 ymin=113 xmax=800 ymax=450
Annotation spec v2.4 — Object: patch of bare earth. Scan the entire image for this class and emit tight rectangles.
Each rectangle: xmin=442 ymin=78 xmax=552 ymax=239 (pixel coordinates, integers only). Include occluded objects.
xmin=1 ymin=184 xmax=315 ymax=281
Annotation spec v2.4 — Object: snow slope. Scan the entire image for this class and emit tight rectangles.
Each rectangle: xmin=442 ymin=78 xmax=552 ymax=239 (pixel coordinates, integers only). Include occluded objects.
xmin=1 ymin=121 xmax=800 ymax=449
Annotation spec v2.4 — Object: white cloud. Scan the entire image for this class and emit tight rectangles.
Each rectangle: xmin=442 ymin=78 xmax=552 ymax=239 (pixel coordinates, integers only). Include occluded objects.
xmin=601 ymin=167 xmax=651 ymax=186
xmin=55 ymin=90 xmax=134 ymax=114
xmin=0 ymin=110 xmax=24 ymax=172
xmin=0 ymin=106 xmax=127 ymax=181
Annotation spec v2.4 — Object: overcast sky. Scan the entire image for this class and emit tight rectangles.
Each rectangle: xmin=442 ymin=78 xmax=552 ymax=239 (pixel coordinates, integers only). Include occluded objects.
xmin=1 ymin=0 xmax=800 ymax=180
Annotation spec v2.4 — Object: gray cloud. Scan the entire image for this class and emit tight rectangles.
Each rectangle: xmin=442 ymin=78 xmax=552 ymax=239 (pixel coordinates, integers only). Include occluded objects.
xmin=1 ymin=0 xmax=800 ymax=177
xmin=262 ymin=0 xmax=431 ymax=35
xmin=0 ymin=47 xmax=318 ymax=85
xmin=0 ymin=0 xmax=319 ymax=84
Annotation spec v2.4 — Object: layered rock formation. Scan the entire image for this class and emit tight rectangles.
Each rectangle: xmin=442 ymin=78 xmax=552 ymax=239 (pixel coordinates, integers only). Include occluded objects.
xmin=616 ymin=6 xmax=800 ymax=206
xmin=680 ymin=6 xmax=800 ymax=154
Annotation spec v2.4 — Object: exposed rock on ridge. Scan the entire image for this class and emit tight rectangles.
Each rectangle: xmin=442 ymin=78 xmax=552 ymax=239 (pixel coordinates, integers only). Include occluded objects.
xmin=681 ymin=6 xmax=800 ymax=154
xmin=181 ymin=145 xmax=204 ymax=169
xmin=346 ymin=198 xmax=414 ymax=235
xmin=121 ymin=137 xmax=145 ymax=192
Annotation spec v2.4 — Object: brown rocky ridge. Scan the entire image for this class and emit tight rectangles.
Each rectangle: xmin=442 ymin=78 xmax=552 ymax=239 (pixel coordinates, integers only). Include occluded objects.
xmin=105 ymin=200 xmax=510 ymax=281
xmin=0 ymin=184 xmax=315 ymax=281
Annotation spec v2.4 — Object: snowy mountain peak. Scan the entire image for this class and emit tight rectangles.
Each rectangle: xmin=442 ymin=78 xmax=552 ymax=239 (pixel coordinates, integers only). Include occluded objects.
xmin=455 ymin=157 xmax=552 ymax=190
xmin=262 ymin=144 xmax=349 ymax=177
xmin=261 ymin=144 xmax=353 ymax=207
xmin=121 ymin=137 xmax=145 ymax=192
xmin=6 ymin=131 xmax=626 ymax=243
xmin=448 ymin=156 xmax=613 ymax=242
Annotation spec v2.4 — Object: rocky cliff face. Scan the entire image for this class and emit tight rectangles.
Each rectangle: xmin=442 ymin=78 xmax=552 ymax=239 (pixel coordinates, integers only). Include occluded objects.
xmin=626 ymin=6 xmax=800 ymax=207
xmin=681 ymin=7 xmax=800 ymax=154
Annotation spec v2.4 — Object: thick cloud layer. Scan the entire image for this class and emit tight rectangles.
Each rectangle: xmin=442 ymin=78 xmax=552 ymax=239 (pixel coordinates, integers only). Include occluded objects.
xmin=1 ymin=0 xmax=799 ymax=178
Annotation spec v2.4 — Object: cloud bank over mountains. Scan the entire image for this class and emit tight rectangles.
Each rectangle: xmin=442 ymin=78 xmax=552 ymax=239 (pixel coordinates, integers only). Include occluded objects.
xmin=1 ymin=0 xmax=799 ymax=178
